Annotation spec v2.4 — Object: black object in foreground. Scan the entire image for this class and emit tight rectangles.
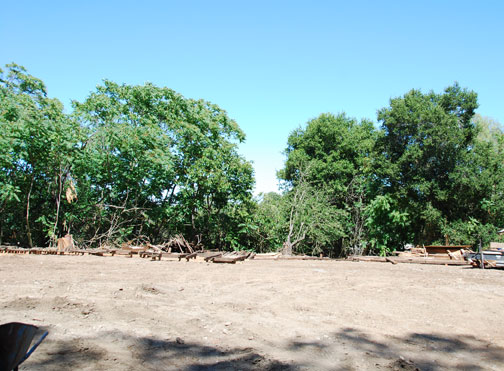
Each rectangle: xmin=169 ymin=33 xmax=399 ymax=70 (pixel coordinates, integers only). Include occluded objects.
xmin=0 ymin=322 xmax=48 ymax=371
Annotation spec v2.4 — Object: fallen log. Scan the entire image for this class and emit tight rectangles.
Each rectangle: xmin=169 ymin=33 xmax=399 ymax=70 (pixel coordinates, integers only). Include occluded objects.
xmin=140 ymin=251 xmax=162 ymax=261
xmin=87 ymin=249 xmax=109 ymax=256
xmin=178 ymin=252 xmax=197 ymax=261
xmin=159 ymin=253 xmax=183 ymax=259
xmin=234 ymin=252 xmax=251 ymax=261
xmin=167 ymin=235 xmax=194 ymax=254
xmin=213 ymin=257 xmax=240 ymax=264
xmin=68 ymin=249 xmax=86 ymax=256
xmin=204 ymin=253 xmax=222 ymax=262
xmin=110 ymin=249 xmax=133 ymax=258
xmin=184 ymin=252 xmax=197 ymax=261
xmin=351 ymin=256 xmax=469 ymax=266
xmin=276 ymin=255 xmax=332 ymax=260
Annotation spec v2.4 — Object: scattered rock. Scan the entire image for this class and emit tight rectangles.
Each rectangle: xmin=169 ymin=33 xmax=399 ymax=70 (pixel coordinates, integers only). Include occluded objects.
xmin=140 ymin=284 xmax=161 ymax=294
xmin=389 ymin=357 xmax=420 ymax=371
xmin=176 ymin=337 xmax=185 ymax=344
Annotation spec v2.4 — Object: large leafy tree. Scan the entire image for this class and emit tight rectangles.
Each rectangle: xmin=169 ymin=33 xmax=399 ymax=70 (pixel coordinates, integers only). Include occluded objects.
xmin=0 ymin=63 xmax=82 ymax=247
xmin=72 ymin=81 xmax=254 ymax=248
xmin=373 ymin=84 xmax=479 ymax=245
xmin=279 ymin=113 xmax=376 ymax=256
xmin=1 ymin=65 xmax=254 ymax=249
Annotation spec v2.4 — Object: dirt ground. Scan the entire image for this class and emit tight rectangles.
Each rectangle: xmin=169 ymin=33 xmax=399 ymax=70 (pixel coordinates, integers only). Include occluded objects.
xmin=1 ymin=254 xmax=503 ymax=370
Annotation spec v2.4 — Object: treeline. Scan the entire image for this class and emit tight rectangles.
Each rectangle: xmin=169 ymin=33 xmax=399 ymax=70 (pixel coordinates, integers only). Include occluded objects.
xmin=0 ymin=64 xmax=254 ymax=249
xmin=1 ymin=63 xmax=503 ymax=255
xmin=258 ymin=87 xmax=504 ymax=256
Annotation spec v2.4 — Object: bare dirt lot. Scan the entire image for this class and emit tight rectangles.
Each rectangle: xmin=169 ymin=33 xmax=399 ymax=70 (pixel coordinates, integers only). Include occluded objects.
xmin=1 ymin=254 xmax=503 ymax=370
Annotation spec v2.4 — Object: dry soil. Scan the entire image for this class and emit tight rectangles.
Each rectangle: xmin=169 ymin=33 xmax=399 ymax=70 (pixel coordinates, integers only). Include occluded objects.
xmin=1 ymin=254 xmax=503 ymax=370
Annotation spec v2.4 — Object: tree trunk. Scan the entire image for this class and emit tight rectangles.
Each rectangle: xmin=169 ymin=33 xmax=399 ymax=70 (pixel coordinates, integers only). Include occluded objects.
xmin=26 ymin=174 xmax=35 ymax=248
xmin=282 ymin=241 xmax=293 ymax=255
xmin=52 ymin=170 xmax=63 ymax=247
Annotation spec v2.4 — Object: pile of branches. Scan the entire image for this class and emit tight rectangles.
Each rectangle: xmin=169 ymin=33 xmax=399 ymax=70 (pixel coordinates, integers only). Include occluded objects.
xmin=149 ymin=235 xmax=195 ymax=254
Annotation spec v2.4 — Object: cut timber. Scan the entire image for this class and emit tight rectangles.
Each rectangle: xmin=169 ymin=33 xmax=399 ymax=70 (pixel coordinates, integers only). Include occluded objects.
xmin=464 ymin=250 xmax=504 ymax=268
xmin=213 ymin=257 xmax=241 ymax=264
xmin=351 ymin=256 xmax=469 ymax=266
xmin=110 ymin=249 xmax=133 ymax=258
xmin=68 ymin=249 xmax=85 ymax=256
xmin=276 ymin=255 xmax=331 ymax=260
xmin=120 ymin=245 xmax=147 ymax=254
xmin=385 ymin=257 xmax=398 ymax=265
xmin=6 ymin=248 xmax=29 ymax=254
xmin=234 ymin=252 xmax=251 ymax=261
xmin=196 ymin=251 xmax=221 ymax=258
xmin=87 ymin=249 xmax=109 ymax=256
xmin=139 ymin=251 xmax=162 ymax=260
xmin=57 ymin=234 xmax=75 ymax=253
xmin=167 ymin=235 xmax=194 ymax=254
xmin=178 ymin=252 xmax=197 ymax=261
xmin=161 ymin=253 xmax=182 ymax=259
xmin=423 ymin=245 xmax=471 ymax=255
xmin=447 ymin=250 xmax=462 ymax=260
xmin=147 ymin=243 xmax=164 ymax=252
xmin=204 ymin=253 xmax=222 ymax=262
xmin=184 ymin=252 xmax=197 ymax=261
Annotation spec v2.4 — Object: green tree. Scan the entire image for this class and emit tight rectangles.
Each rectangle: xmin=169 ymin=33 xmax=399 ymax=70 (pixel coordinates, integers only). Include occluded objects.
xmin=364 ymin=195 xmax=412 ymax=256
xmin=72 ymin=80 xmax=254 ymax=248
xmin=373 ymin=83 xmax=479 ymax=245
xmin=251 ymin=192 xmax=287 ymax=253
xmin=0 ymin=63 xmax=82 ymax=247
xmin=279 ymin=113 xmax=376 ymax=256
xmin=281 ymin=167 xmax=346 ymax=256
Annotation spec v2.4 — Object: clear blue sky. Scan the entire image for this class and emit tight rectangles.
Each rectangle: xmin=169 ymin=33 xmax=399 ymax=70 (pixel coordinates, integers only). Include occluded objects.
xmin=2 ymin=1 xmax=503 ymax=194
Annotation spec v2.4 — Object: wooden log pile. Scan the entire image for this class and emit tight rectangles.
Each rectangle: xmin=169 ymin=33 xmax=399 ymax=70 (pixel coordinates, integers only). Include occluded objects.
xmin=394 ymin=245 xmax=470 ymax=259
xmin=165 ymin=235 xmax=194 ymax=254
xmin=350 ymin=244 xmax=478 ymax=266
xmin=251 ymin=252 xmax=330 ymax=261
xmin=351 ymin=255 xmax=469 ymax=266
xmin=211 ymin=251 xmax=253 ymax=264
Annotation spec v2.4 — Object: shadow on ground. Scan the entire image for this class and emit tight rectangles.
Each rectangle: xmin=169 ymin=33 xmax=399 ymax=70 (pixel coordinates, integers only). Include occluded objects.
xmin=288 ymin=327 xmax=504 ymax=370
xmin=23 ymin=327 xmax=504 ymax=370
xmin=24 ymin=330 xmax=290 ymax=371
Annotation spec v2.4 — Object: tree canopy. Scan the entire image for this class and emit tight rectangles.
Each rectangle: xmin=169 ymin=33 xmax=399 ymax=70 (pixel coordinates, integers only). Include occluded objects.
xmin=1 ymin=63 xmax=502 ymax=255
xmin=0 ymin=64 xmax=253 ymax=249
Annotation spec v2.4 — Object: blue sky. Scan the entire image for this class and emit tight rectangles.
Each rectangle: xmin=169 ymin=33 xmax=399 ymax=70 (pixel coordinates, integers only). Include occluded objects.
xmin=1 ymin=1 xmax=503 ymax=194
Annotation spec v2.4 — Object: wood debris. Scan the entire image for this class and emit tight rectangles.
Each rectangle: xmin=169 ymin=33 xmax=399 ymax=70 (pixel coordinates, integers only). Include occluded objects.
xmin=464 ymin=249 xmax=504 ymax=268
xmin=352 ymin=256 xmax=469 ymax=266
xmin=165 ymin=235 xmax=194 ymax=254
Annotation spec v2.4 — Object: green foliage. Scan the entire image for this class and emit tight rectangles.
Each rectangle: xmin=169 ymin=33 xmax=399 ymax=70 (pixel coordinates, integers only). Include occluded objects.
xmin=71 ymin=80 xmax=254 ymax=248
xmin=374 ymin=84 xmax=481 ymax=245
xmin=248 ymin=192 xmax=287 ymax=252
xmin=0 ymin=64 xmax=254 ymax=248
xmin=441 ymin=218 xmax=500 ymax=248
xmin=278 ymin=113 xmax=376 ymax=256
xmin=275 ymin=86 xmax=503 ymax=255
xmin=2 ymin=63 xmax=503 ymax=255
xmin=0 ymin=63 xmax=83 ymax=246
xmin=364 ymin=195 xmax=411 ymax=256
xmin=284 ymin=175 xmax=347 ymax=256
xmin=474 ymin=114 xmax=503 ymax=145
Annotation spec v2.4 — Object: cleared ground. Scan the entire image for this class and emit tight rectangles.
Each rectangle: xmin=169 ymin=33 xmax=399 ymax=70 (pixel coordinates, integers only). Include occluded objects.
xmin=1 ymin=254 xmax=503 ymax=370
